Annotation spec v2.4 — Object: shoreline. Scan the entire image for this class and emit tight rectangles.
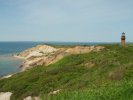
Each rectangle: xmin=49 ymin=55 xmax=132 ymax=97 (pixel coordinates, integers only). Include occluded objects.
xmin=13 ymin=55 xmax=26 ymax=60
xmin=0 ymin=45 xmax=105 ymax=79
xmin=0 ymin=54 xmax=25 ymax=79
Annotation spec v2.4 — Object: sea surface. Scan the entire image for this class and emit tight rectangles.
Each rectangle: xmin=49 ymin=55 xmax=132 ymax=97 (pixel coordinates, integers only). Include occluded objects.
xmin=0 ymin=41 xmax=111 ymax=77
xmin=0 ymin=42 xmax=46 ymax=77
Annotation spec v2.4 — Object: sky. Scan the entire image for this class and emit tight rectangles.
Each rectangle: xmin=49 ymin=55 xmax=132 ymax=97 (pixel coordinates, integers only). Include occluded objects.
xmin=0 ymin=0 xmax=133 ymax=42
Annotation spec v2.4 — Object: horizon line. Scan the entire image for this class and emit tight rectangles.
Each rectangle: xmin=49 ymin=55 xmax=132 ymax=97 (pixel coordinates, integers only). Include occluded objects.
xmin=0 ymin=41 xmax=132 ymax=43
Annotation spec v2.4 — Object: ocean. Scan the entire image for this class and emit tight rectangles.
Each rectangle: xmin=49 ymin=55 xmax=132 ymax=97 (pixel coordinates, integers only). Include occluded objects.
xmin=0 ymin=42 xmax=110 ymax=77
xmin=0 ymin=42 xmax=46 ymax=77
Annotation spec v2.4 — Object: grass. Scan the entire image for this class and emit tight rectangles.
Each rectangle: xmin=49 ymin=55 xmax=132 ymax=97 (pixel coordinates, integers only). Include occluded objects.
xmin=0 ymin=44 xmax=133 ymax=100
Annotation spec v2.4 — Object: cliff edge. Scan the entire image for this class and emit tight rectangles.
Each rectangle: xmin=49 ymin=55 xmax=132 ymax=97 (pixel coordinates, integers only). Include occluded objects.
xmin=16 ymin=44 xmax=104 ymax=71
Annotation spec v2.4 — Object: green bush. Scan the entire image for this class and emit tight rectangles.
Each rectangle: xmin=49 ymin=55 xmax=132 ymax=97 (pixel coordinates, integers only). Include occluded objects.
xmin=0 ymin=44 xmax=133 ymax=100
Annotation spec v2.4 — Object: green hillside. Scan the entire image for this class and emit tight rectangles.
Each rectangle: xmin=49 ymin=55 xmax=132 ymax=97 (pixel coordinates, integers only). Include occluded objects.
xmin=0 ymin=44 xmax=133 ymax=100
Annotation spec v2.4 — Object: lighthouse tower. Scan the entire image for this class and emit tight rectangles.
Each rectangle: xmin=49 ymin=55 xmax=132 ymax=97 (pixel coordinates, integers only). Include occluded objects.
xmin=121 ymin=32 xmax=126 ymax=46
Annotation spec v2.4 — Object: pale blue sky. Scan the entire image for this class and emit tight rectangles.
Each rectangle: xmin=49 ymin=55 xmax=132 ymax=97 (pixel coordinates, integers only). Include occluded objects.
xmin=0 ymin=0 xmax=133 ymax=42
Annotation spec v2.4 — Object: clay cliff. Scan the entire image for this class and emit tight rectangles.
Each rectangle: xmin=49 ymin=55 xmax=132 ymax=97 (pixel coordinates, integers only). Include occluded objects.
xmin=16 ymin=45 xmax=105 ymax=71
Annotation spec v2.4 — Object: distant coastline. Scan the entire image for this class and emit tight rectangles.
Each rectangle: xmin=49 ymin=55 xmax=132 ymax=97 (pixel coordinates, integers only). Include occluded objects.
xmin=0 ymin=41 xmax=131 ymax=77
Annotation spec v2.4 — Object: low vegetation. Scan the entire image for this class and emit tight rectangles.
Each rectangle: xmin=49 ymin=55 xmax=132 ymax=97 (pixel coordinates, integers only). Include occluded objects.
xmin=0 ymin=44 xmax=133 ymax=100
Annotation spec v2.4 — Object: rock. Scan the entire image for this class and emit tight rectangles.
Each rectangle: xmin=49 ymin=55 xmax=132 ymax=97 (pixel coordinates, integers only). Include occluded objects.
xmin=23 ymin=96 xmax=40 ymax=100
xmin=49 ymin=89 xmax=61 ymax=95
xmin=0 ymin=92 xmax=12 ymax=100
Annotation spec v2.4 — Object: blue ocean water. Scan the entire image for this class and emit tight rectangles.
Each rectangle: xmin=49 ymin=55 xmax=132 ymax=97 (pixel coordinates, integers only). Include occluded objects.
xmin=0 ymin=41 xmax=110 ymax=77
xmin=0 ymin=42 xmax=46 ymax=77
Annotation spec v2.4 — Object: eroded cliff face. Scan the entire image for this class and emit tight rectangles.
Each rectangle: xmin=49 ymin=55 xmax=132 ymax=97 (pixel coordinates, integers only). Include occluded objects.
xmin=17 ymin=45 xmax=58 ymax=59
xmin=16 ymin=45 xmax=104 ymax=71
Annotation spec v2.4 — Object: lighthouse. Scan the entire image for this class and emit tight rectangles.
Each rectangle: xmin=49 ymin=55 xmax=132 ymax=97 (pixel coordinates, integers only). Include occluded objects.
xmin=121 ymin=32 xmax=126 ymax=46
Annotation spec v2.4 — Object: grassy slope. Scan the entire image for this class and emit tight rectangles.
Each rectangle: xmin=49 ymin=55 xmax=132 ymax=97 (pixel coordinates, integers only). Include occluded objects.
xmin=0 ymin=44 xmax=133 ymax=100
